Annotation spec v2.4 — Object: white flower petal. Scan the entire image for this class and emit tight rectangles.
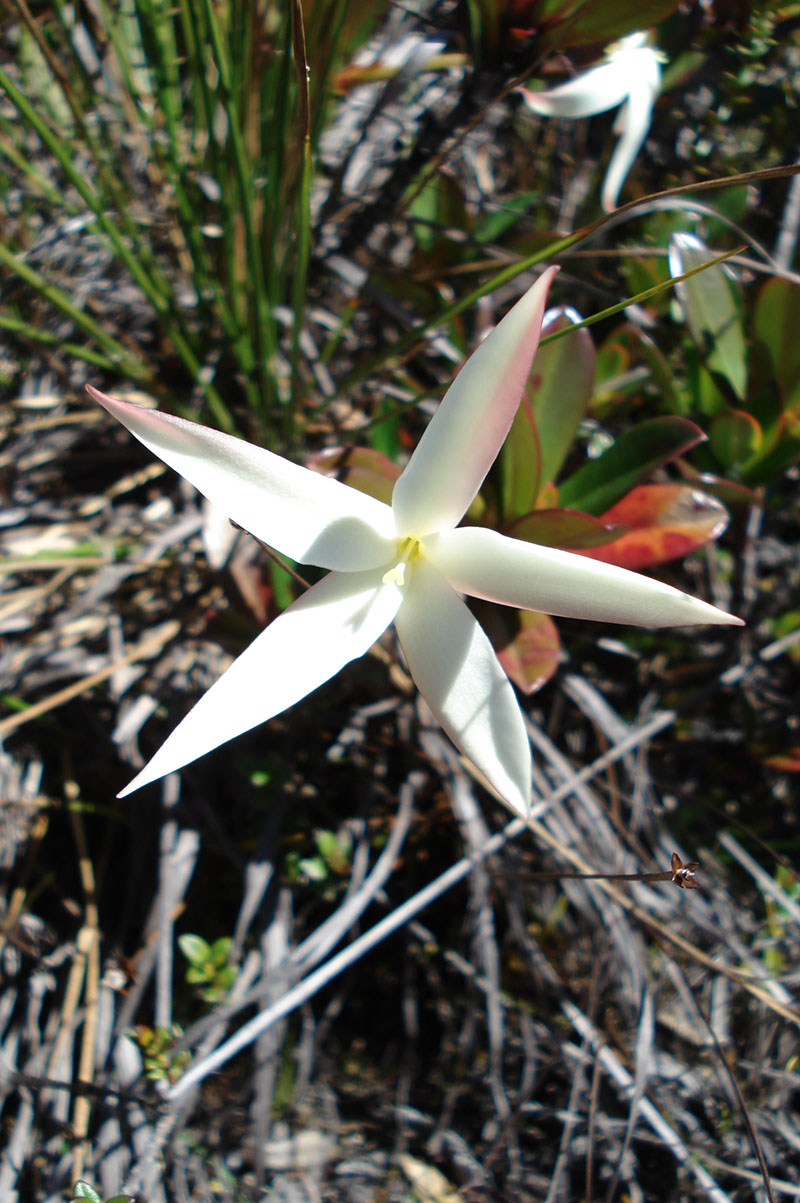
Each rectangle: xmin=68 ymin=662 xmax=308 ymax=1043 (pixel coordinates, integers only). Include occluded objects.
xmin=89 ymin=388 xmax=397 ymax=571
xmin=520 ymin=34 xmax=662 ymax=212
xmin=395 ymin=560 xmax=531 ymax=817
xmin=424 ymin=527 xmax=743 ymax=628
xmin=118 ymin=568 xmax=403 ymax=796
xmin=602 ymin=59 xmax=660 ymax=211
xmin=392 ymin=267 xmax=558 ymax=538
xmin=519 ymin=59 xmax=629 ymax=120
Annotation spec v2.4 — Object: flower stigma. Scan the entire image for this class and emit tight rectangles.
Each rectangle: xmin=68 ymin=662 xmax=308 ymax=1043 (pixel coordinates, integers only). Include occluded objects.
xmin=382 ymin=535 xmax=423 ymax=587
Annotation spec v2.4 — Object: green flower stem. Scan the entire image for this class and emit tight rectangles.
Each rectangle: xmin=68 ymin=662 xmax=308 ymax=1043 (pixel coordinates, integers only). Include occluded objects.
xmin=537 ymin=246 xmax=746 ymax=349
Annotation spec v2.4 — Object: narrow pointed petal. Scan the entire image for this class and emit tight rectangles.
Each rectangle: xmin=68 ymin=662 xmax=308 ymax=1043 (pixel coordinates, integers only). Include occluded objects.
xmin=118 ymin=569 xmax=403 ymax=796
xmin=392 ymin=267 xmax=559 ymax=538
xmin=395 ymin=560 xmax=531 ymax=816
xmin=519 ymin=60 xmax=629 ymax=119
xmin=88 ymin=388 xmax=397 ymax=572
xmin=424 ymin=528 xmax=743 ymax=628
xmin=601 ymin=63 xmax=660 ymax=211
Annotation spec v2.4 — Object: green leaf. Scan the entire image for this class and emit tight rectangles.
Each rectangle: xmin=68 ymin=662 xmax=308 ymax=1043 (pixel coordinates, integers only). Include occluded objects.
xmin=178 ymin=934 xmax=211 ymax=966
xmin=668 ymin=232 xmax=747 ymax=400
xmin=209 ymin=936 xmax=233 ymax=965
xmin=507 ymin=508 xmax=624 ymax=549
xmin=531 ymin=307 xmax=596 ymax=488
xmin=594 ymin=332 xmax=631 ymax=404
xmin=536 ymin=0 xmax=682 ymax=49
xmin=368 ymin=397 xmax=401 ymax=461
xmin=314 ymin=828 xmax=352 ymax=874
xmin=475 ymin=191 xmax=540 ymax=243
xmin=72 ymin=1185 xmax=102 ymax=1203
xmin=502 ymin=393 xmax=542 ymax=520
xmin=593 ymin=324 xmax=681 ymax=416
xmin=753 ymin=276 xmax=800 ymax=412
xmin=502 ymin=307 xmax=594 ymax=519
xmin=740 ymin=411 xmax=800 ymax=485
xmin=557 ymin=417 xmax=706 ymax=515
xmin=709 ymin=409 xmax=762 ymax=467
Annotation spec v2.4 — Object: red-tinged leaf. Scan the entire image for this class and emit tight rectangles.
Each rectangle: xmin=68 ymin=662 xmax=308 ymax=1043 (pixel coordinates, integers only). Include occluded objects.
xmin=576 ymin=484 xmax=729 ymax=569
xmin=557 ymin=416 xmax=706 ymax=515
xmin=709 ymin=409 xmax=762 ymax=467
xmin=753 ymin=276 xmax=800 ymax=412
xmin=481 ymin=606 xmax=561 ymax=695
xmin=305 ymin=446 xmax=400 ymax=505
xmin=508 ymin=507 xmax=625 ymax=549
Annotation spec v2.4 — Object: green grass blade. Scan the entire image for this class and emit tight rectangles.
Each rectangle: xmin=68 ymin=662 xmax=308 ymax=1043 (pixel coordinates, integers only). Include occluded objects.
xmin=0 ymin=243 xmax=149 ymax=381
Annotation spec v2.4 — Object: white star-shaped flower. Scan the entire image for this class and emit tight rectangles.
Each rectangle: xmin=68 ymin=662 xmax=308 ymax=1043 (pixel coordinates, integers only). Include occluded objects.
xmin=519 ymin=32 xmax=663 ymax=212
xmin=89 ymin=266 xmax=740 ymax=815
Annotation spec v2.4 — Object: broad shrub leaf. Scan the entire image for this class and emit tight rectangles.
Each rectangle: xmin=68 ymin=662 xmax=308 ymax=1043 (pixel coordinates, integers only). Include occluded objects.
xmin=669 ymin=232 xmax=747 ymax=401
xmin=576 ymin=484 xmax=729 ymax=569
xmin=557 ymin=416 xmax=705 ymax=514
xmin=508 ymin=508 xmax=624 ymax=549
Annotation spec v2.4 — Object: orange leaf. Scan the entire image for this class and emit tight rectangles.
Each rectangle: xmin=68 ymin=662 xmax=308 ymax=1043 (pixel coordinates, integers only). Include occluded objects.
xmin=763 ymin=748 xmax=800 ymax=773
xmin=576 ymin=484 xmax=728 ymax=569
xmin=488 ymin=608 xmax=561 ymax=695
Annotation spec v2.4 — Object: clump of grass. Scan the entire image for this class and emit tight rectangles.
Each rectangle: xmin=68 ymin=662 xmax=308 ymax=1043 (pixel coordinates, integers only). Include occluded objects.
xmin=0 ymin=0 xmax=383 ymax=436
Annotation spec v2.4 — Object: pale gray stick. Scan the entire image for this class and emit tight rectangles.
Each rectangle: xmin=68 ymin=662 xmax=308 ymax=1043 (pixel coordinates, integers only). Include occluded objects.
xmin=165 ymin=709 xmax=689 ymax=1101
xmin=563 ymin=1000 xmax=734 ymax=1203
xmin=603 ymin=987 xmax=655 ymax=1203
xmin=717 ymin=832 xmax=800 ymax=928
xmin=123 ymin=950 xmax=262 ymax=1199
xmin=291 ymin=773 xmax=419 ymax=973
xmin=113 ymin=827 xmax=200 ymax=1037
xmin=449 ymin=768 xmax=513 ymax=1139
xmin=164 ymin=807 xmax=532 ymax=1101
xmin=155 ymin=773 xmax=181 ymax=1031
xmin=543 ymin=1019 xmax=591 ymax=1203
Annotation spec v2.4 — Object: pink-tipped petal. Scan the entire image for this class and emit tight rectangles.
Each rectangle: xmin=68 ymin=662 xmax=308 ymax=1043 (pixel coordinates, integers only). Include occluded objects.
xmin=424 ymin=527 xmax=743 ymax=628
xmin=117 ymin=568 xmax=402 ymax=796
xmin=395 ymin=560 xmax=532 ymax=817
xmin=392 ymin=267 xmax=559 ymax=538
xmin=89 ymin=388 xmax=397 ymax=572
